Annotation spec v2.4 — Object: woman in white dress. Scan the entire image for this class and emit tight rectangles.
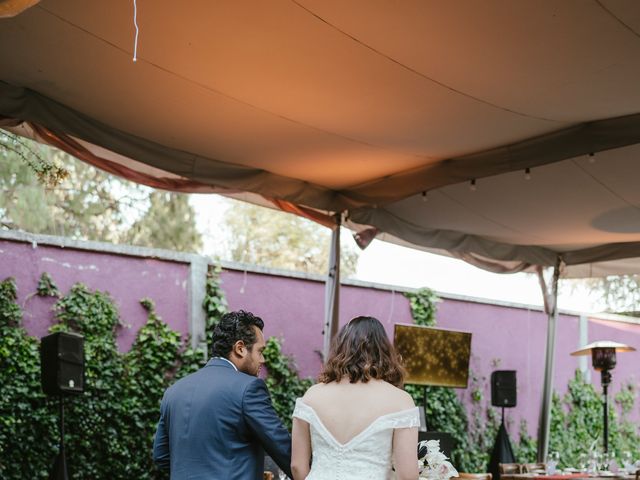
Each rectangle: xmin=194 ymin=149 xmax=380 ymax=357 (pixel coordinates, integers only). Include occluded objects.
xmin=291 ymin=316 xmax=420 ymax=480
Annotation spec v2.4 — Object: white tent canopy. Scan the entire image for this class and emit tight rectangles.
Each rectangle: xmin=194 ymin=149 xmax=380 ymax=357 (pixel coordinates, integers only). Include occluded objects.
xmin=2 ymin=1 xmax=640 ymax=277
xmin=2 ymin=0 xmax=640 ymax=462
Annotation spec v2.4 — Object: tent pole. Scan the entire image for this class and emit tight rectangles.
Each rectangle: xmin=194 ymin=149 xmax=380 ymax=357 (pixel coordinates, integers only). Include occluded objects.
xmin=322 ymin=213 xmax=341 ymax=362
xmin=536 ymin=256 xmax=561 ymax=462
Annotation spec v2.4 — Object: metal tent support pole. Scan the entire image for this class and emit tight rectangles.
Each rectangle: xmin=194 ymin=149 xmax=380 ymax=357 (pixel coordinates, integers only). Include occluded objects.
xmin=602 ymin=369 xmax=611 ymax=453
xmin=322 ymin=213 xmax=341 ymax=362
xmin=536 ymin=256 xmax=561 ymax=463
xmin=50 ymin=395 xmax=69 ymax=480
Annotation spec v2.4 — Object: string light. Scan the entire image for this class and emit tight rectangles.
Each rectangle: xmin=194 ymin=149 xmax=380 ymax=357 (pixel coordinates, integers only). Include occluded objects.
xmin=422 ymin=191 xmax=428 ymax=202
xmin=525 ymin=168 xmax=531 ymax=180
xmin=589 ymin=152 xmax=595 ymax=164
xmin=132 ymin=0 xmax=139 ymax=62
xmin=469 ymin=179 xmax=477 ymax=191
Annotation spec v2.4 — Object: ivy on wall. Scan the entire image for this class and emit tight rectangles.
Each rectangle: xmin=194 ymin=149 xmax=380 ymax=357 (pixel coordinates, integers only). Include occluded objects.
xmin=263 ymin=337 xmax=314 ymax=430
xmin=549 ymin=370 xmax=640 ymax=467
xmin=0 ymin=278 xmax=57 ymax=477
xmin=0 ymin=276 xmax=201 ymax=479
xmin=404 ymin=288 xmax=482 ymax=471
xmin=0 ymin=267 xmax=310 ymax=478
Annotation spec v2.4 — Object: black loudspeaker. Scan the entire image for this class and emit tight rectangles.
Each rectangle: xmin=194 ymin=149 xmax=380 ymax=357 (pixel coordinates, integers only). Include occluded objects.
xmin=41 ymin=332 xmax=85 ymax=396
xmin=491 ymin=370 xmax=516 ymax=408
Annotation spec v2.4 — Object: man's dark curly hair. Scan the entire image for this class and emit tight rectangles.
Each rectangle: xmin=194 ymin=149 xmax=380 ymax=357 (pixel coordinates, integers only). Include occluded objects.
xmin=210 ymin=310 xmax=264 ymax=358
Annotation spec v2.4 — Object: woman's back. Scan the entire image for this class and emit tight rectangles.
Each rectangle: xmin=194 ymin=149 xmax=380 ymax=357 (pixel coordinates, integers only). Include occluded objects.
xmin=302 ymin=380 xmax=415 ymax=445
xmin=293 ymin=382 xmax=419 ymax=479
xmin=290 ymin=316 xmax=420 ymax=480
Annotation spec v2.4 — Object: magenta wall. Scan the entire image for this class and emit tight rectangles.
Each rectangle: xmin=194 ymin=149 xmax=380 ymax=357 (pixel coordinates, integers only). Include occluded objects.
xmin=2 ymin=236 xmax=640 ymax=442
xmin=0 ymin=239 xmax=191 ymax=351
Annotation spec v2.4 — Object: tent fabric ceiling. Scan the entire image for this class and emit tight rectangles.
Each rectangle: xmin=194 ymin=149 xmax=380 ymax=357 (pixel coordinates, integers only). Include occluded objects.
xmin=2 ymin=0 xmax=640 ymax=277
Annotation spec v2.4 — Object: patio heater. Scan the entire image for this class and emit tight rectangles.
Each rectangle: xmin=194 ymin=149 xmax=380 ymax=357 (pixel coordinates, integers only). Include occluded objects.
xmin=570 ymin=341 xmax=635 ymax=453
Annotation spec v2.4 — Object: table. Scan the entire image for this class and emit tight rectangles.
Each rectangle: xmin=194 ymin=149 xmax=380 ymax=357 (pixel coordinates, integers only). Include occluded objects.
xmin=502 ymin=474 xmax=636 ymax=480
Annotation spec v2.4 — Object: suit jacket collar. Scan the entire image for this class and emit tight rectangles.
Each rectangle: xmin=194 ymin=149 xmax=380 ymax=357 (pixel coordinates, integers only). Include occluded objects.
xmin=206 ymin=357 xmax=238 ymax=370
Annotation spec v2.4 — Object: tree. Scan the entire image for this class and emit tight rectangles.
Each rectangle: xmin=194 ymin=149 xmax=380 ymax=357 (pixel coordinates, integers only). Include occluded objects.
xmin=0 ymin=131 xmax=202 ymax=252
xmin=220 ymin=201 xmax=359 ymax=276
xmin=2 ymin=130 xmax=358 ymax=270
xmin=126 ymin=191 xmax=202 ymax=252
xmin=568 ymin=275 xmax=640 ymax=315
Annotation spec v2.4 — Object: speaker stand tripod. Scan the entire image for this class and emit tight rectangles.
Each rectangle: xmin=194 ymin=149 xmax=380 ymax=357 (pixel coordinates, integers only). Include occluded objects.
xmin=50 ymin=395 xmax=69 ymax=480
xmin=488 ymin=407 xmax=516 ymax=480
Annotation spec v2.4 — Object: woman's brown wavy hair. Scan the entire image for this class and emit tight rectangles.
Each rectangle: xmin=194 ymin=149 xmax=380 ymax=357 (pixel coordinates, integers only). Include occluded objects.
xmin=318 ymin=316 xmax=405 ymax=387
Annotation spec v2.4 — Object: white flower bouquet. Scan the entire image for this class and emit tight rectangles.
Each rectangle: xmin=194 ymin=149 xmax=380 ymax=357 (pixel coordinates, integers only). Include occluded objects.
xmin=417 ymin=439 xmax=459 ymax=480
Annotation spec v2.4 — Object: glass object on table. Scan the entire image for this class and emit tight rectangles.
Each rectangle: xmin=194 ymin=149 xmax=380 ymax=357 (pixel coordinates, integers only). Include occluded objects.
xmin=600 ymin=451 xmax=615 ymax=473
xmin=547 ymin=451 xmax=560 ymax=475
xmin=577 ymin=452 xmax=589 ymax=473
xmin=589 ymin=450 xmax=602 ymax=475
xmin=620 ymin=452 xmax=633 ymax=474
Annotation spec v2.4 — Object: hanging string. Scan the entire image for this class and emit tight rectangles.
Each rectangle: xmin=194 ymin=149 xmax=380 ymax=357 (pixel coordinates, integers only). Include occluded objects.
xmin=132 ymin=0 xmax=139 ymax=62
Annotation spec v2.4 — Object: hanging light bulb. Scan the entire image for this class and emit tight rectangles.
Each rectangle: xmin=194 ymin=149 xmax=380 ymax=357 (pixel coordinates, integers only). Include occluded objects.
xmin=588 ymin=152 xmax=595 ymax=164
xmin=470 ymin=179 xmax=477 ymax=191
xmin=422 ymin=191 xmax=428 ymax=202
xmin=525 ymin=168 xmax=531 ymax=180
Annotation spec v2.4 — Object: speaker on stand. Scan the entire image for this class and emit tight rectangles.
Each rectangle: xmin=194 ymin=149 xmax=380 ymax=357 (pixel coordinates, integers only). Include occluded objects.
xmin=488 ymin=370 xmax=517 ymax=480
xmin=41 ymin=332 xmax=85 ymax=480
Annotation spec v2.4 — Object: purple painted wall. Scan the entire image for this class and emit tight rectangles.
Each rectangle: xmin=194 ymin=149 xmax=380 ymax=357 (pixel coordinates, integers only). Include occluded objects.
xmin=2 ymin=235 xmax=640 ymax=442
xmin=0 ymin=238 xmax=190 ymax=351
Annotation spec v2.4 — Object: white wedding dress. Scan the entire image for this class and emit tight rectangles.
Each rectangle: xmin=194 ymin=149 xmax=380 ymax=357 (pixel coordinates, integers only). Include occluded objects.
xmin=293 ymin=398 xmax=420 ymax=480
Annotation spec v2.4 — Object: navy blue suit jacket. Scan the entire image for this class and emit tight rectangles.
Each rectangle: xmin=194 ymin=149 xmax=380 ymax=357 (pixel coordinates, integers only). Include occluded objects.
xmin=153 ymin=358 xmax=292 ymax=479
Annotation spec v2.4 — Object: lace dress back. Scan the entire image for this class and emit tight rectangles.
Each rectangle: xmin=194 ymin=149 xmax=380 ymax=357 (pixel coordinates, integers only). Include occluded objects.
xmin=293 ymin=398 xmax=420 ymax=480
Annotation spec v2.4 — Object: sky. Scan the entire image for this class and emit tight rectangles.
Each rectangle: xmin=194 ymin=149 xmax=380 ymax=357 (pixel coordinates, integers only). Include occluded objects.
xmin=190 ymin=194 xmax=599 ymax=314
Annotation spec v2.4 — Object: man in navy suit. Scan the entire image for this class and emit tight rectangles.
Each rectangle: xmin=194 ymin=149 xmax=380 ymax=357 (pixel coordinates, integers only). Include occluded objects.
xmin=153 ymin=310 xmax=293 ymax=479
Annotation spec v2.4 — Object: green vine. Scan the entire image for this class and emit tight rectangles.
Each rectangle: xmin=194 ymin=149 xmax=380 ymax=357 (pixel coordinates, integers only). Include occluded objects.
xmin=0 ymin=278 xmax=57 ymax=477
xmin=405 ymin=288 xmax=440 ymax=327
xmin=36 ymin=272 xmax=60 ymax=298
xmin=202 ymin=264 xmax=228 ymax=355
xmin=263 ymin=337 xmax=314 ymax=430
xmin=0 ymin=277 xmax=201 ymax=479
xmin=404 ymin=288 xmax=479 ymax=470
xmin=548 ymin=370 xmax=640 ymax=467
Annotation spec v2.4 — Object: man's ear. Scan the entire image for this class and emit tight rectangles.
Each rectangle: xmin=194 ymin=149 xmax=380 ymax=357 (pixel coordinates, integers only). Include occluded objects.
xmin=232 ymin=340 xmax=246 ymax=358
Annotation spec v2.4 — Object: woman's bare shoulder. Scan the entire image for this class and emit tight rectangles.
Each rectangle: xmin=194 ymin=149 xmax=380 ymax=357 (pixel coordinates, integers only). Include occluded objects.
xmin=302 ymin=382 xmax=329 ymax=401
xmin=379 ymin=381 xmax=416 ymax=409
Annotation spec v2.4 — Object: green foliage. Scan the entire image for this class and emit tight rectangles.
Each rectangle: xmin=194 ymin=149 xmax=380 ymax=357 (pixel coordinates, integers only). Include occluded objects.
xmin=0 ymin=130 xmax=68 ymax=187
xmin=202 ymin=264 xmax=229 ymax=355
xmin=548 ymin=370 xmax=640 ymax=467
xmin=0 ymin=134 xmax=202 ymax=253
xmin=263 ymin=337 xmax=314 ymax=430
xmin=513 ymin=420 xmax=538 ymax=463
xmin=0 ymin=265 xmax=317 ymax=478
xmin=37 ymin=272 xmax=61 ymax=298
xmin=0 ymin=277 xmax=22 ymax=327
xmin=125 ymin=191 xmax=202 ymax=252
xmin=0 ymin=278 xmax=58 ymax=478
xmin=221 ymin=201 xmax=359 ymax=276
xmin=404 ymin=288 xmax=478 ymax=470
xmin=405 ymin=288 xmax=440 ymax=327
xmin=0 ymin=277 xmax=201 ymax=479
